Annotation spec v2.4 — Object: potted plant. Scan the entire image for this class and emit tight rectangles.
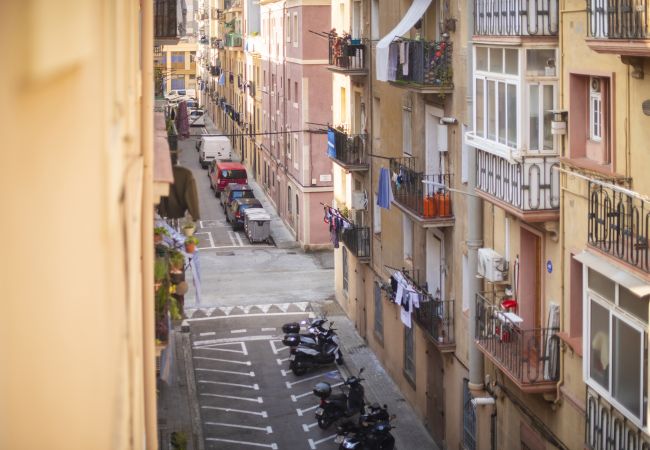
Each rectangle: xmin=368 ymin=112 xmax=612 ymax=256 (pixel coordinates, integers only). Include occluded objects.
xmin=185 ymin=236 xmax=199 ymax=253
xmin=182 ymin=221 xmax=196 ymax=237
xmin=169 ymin=250 xmax=185 ymax=284
xmin=154 ymin=257 xmax=168 ymax=291
xmin=154 ymin=226 xmax=169 ymax=245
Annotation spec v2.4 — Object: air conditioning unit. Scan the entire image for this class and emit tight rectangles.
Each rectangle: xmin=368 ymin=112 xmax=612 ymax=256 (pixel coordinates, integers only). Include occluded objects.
xmin=351 ymin=190 xmax=368 ymax=210
xmin=477 ymin=248 xmax=507 ymax=282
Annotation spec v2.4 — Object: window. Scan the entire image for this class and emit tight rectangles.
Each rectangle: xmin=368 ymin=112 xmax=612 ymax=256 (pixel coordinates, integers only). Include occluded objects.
xmin=569 ymin=256 xmax=583 ymax=340
xmin=288 ymin=186 xmax=292 ymax=215
xmin=286 ymin=14 xmax=291 ymax=42
xmin=340 ymin=87 xmax=347 ymax=124
xmin=294 ymin=81 xmax=298 ymax=104
xmin=373 ymin=97 xmax=381 ymax=151
xmin=374 ymin=282 xmax=383 ymax=339
xmin=293 ymin=13 xmax=298 ymax=46
xmin=293 ymin=135 xmax=299 ymax=169
xmin=462 ymin=379 xmax=477 ymax=450
xmin=371 ymin=0 xmax=379 ymax=40
xmin=342 ymin=247 xmax=349 ymax=293
xmin=590 ymin=78 xmax=602 ymax=141
xmin=373 ymin=192 xmax=381 ymax=234
xmin=295 ymin=194 xmax=299 ymax=217
xmin=402 ymin=108 xmax=412 ymax=155
xmin=584 ymin=267 xmax=649 ymax=427
xmin=287 ymin=132 xmax=291 ymax=159
xmin=404 ymin=325 xmax=415 ymax=382
xmin=528 ymin=83 xmax=554 ymax=151
xmin=287 ymin=78 xmax=291 ymax=101
xmin=403 ymin=214 xmax=413 ymax=261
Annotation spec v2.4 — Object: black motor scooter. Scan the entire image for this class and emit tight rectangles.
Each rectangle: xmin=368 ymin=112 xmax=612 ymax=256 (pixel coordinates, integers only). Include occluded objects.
xmin=289 ymin=326 xmax=342 ymax=375
xmin=282 ymin=317 xmax=329 ymax=350
xmin=334 ymin=403 xmax=391 ymax=445
xmin=337 ymin=419 xmax=396 ymax=450
xmin=313 ymin=369 xmax=365 ymax=429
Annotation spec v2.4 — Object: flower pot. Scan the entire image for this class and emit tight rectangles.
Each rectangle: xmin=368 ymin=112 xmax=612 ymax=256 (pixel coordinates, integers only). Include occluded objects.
xmin=170 ymin=271 xmax=185 ymax=285
xmin=154 ymin=233 xmax=164 ymax=244
xmin=185 ymin=242 xmax=196 ymax=253
xmin=183 ymin=226 xmax=196 ymax=237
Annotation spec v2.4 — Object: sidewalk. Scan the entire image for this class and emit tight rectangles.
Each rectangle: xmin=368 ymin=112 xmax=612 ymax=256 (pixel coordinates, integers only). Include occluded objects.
xmin=314 ymin=300 xmax=439 ymax=450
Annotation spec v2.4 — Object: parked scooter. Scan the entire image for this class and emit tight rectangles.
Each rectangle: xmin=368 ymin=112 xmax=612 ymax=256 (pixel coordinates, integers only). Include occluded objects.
xmin=336 ymin=418 xmax=396 ymax=450
xmin=334 ymin=403 xmax=391 ymax=445
xmin=289 ymin=325 xmax=343 ymax=375
xmin=282 ymin=317 xmax=329 ymax=349
xmin=313 ymin=369 xmax=365 ymax=428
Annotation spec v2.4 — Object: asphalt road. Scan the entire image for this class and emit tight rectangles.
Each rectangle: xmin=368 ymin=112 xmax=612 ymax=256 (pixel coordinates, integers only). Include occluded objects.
xmin=188 ymin=311 xmax=347 ymax=450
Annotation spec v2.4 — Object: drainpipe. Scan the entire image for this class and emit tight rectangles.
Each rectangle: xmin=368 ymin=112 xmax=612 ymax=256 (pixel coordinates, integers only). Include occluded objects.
xmin=140 ymin=0 xmax=157 ymax=448
xmin=466 ymin=0 xmax=484 ymax=391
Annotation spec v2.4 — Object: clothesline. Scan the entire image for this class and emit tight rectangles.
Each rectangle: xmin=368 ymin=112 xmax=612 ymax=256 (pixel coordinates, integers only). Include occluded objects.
xmin=320 ymin=202 xmax=354 ymax=226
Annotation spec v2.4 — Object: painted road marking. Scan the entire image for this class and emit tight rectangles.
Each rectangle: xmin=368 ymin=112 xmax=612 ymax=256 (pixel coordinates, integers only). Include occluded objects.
xmin=197 ymin=244 xmax=275 ymax=251
xmin=201 ymin=393 xmax=263 ymax=404
xmin=194 ymin=231 xmax=214 ymax=249
xmin=199 ymin=332 xmax=216 ymax=337
xmin=291 ymin=382 xmax=343 ymax=402
xmin=308 ymin=434 xmax=337 ymax=449
xmin=280 ymin=369 xmax=291 ymax=377
xmin=187 ymin=311 xmax=311 ymax=323
xmin=261 ymin=327 xmax=276 ymax=332
xmin=235 ymin=232 xmax=245 ymax=246
xmin=201 ymin=405 xmax=268 ymax=418
xmin=205 ymin=438 xmax=278 ymax=449
xmin=205 ymin=421 xmax=273 ymax=434
xmin=296 ymin=404 xmax=319 ymax=417
xmin=302 ymin=422 xmax=318 ymax=432
xmin=276 ymin=356 xmax=291 ymax=365
xmin=194 ymin=335 xmax=274 ymax=347
xmin=269 ymin=339 xmax=288 ymax=355
xmin=227 ymin=230 xmax=237 ymax=246
xmin=192 ymin=341 xmax=248 ymax=355
xmin=198 ymin=380 xmax=259 ymax=390
xmin=231 ymin=329 xmax=247 ymax=334
xmin=285 ymin=372 xmax=331 ymax=389
xmin=196 ymin=368 xmax=255 ymax=377
xmin=194 ymin=356 xmax=252 ymax=366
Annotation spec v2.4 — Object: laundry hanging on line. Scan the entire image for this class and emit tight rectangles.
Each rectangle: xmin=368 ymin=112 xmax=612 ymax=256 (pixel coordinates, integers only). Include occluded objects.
xmin=377 ymin=167 xmax=394 ymax=209
xmin=388 ymin=269 xmax=429 ymax=328
xmin=323 ymin=205 xmax=353 ymax=248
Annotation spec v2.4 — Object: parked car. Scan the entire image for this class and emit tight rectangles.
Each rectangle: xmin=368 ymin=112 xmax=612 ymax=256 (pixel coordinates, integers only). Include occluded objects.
xmin=227 ymin=198 xmax=263 ymax=229
xmin=208 ymin=161 xmax=247 ymax=195
xmin=221 ymin=183 xmax=255 ymax=212
xmin=188 ymin=109 xmax=205 ymax=127
xmin=199 ymin=136 xmax=232 ymax=169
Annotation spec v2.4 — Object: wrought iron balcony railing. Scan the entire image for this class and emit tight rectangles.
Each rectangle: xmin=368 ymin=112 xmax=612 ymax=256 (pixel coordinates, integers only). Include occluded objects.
xmin=475 ymin=292 xmax=560 ymax=393
xmin=588 ymin=0 xmax=650 ymax=39
xmin=414 ymin=298 xmax=455 ymax=351
xmin=476 ymin=150 xmax=560 ymax=221
xmin=585 ymin=387 xmax=650 ymax=450
xmin=390 ymin=157 xmax=454 ymax=224
xmin=588 ymin=181 xmax=650 ymax=273
xmin=474 ymin=0 xmax=559 ymax=36
xmin=341 ymin=227 xmax=370 ymax=260
xmin=225 ymin=32 xmax=243 ymax=48
xmin=388 ymin=39 xmax=453 ymax=91
xmin=328 ymin=35 xmax=367 ymax=74
xmin=327 ymin=127 xmax=368 ymax=170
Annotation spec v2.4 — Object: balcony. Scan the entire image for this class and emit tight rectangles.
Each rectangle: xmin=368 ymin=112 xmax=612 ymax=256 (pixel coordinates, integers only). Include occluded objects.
xmin=414 ymin=298 xmax=455 ymax=352
xmin=390 ymin=157 xmax=454 ymax=227
xmin=474 ymin=0 xmax=559 ymax=37
xmin=586 ymin=0 xmax=650 ymax=57
xmin=341 ymin=227 xmax=370 ymax=261
xmin=327 ymin=127 xmax=368 ymax=171
xmin=328 ymin=35 xmax=367 ymax=76
xmin=475 ymin=292 xmax=560 ymax=394
xmin=475 ymin=150 xmax=560 ymax=222
xmin=154 ymin=0 xmax=180 ymax=43
xmin=225 ymin=32 xmax=243 ymax=49
xmin=588 ymin=181 xmax=650 ymax=273
xmin=388 ymin=39 xmax=453 ymax=94
xmin=586 ymin=387 xmax=650 ymax=450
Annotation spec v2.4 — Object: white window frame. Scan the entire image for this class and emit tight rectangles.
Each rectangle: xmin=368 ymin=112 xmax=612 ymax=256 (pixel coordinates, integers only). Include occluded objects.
xmin=286 ymin=14 xmax=291 ymax=42
xmin=373 ymin=193 xmax=381 ymax=234
xmin=402 ymin=108 xmax=412 ymax=156
xmin=527 ymin=81 xmax=556 ymax=153
xmin=286 ymin=128 xmax=291 ymax=159
xmin=403 ymin=214 xmax=413 ymax=261
xmin=342 ymin=247 xmax=349 ymax=294
xmin=293 ymin=135 xmax=299 ymax=170
xmin=590 ymin=87 xmax=602 ymax=142
xmin=292 ymin=13 xmax=298 ymax=47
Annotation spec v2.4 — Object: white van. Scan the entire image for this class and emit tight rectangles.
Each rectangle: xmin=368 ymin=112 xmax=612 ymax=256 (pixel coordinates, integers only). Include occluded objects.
xmin=197 ymin=135 xmax=232 ymax=169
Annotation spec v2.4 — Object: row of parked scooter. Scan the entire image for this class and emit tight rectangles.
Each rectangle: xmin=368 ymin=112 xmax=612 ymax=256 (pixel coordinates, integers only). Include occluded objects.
xmin=281 ymin=317 xmax=396 ymax=450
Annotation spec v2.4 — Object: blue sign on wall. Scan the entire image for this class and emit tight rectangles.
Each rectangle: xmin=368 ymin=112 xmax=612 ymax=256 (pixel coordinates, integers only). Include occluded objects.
xmin=547 ymin=260 xmax=553 ymax=273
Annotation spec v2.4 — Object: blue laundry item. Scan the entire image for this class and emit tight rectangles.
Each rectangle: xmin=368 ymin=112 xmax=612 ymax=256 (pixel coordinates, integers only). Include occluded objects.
xmin=377 ymin=167 xmax=394 ymax=209
xmin=327 ymin=129 xmax=337 ymax=158
xmin=219 ymin=73 xmax=225 ymax=86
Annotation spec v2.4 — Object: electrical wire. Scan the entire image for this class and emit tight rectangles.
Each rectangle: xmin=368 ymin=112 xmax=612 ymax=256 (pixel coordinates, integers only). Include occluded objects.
xmin=189 ymin=128 xmax=327 ymax=139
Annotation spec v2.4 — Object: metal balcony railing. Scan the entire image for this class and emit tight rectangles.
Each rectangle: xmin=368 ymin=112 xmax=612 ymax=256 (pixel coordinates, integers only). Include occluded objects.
xmin=328 ymin=35 xmax=367 ymax=72
xmin=341 ymin=227 xmax=370 ymax=259
xmin=389 ymin=39 xmax=453 ymax=88
xmin=588 ymin=181 xmax=650 ymax=273
xmin=474 ymin=0 xmax=559 ymax=36
xmin=390 ymin=157 xmax=453 ymax=221
xmin=475 ymin=292 xmax=560 ymax=392
xmin=476 ymin=150 xmax=560 ymax=216
xmin=327 ymin=127 xmax=368 ymax=169
xmin=225 ymin=32 xmax=242 ymax=48
xmin=588 ymin=0 xmax=650 ymax=39
xmin=414 ymin=297 xmax=455 ymax=349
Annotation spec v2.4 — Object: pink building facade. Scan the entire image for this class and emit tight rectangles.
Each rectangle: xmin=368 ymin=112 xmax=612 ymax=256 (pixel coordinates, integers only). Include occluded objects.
xmin=260 ymin=0 xmax=332 ymax=249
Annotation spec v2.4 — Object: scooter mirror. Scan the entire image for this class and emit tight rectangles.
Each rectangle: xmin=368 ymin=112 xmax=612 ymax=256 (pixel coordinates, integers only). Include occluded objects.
xmin=300 ymin=320 xmax=308 ymax=325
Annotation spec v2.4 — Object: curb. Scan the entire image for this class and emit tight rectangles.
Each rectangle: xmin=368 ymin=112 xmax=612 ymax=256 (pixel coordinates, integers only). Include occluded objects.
xmin=181 ymin=330 xmax=205 ymax=450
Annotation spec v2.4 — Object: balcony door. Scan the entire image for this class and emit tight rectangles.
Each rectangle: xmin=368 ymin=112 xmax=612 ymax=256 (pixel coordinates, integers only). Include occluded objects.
xmin=426 ymin=230 xmax=444 ymax=302
xmin=519 ymin=227 xmax=541 ymax=330
xmin=425 ymin=105 xmax=446 ymax=195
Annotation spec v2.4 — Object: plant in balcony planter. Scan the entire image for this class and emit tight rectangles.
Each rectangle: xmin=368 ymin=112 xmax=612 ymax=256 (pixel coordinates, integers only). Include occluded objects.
xmin=154 ymin=257 xmax=168 ymax=292
xmin=155 ymin=280 xmax=182 ymax=344
xmin=169 ymin=250 xmax=185 ymax=284
xmin=184 ymin=236 xmax=199 ymax=253
xmin=154 ymin=226 xmax=169 ymax=245
xmin=182 ymin=221 xmax=196 ymax=237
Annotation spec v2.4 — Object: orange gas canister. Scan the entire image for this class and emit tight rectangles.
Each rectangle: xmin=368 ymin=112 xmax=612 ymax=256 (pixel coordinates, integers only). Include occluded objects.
xmin=423 ymin=196 xmax=436 ymax=217
xmin=436 ymin=192 xmax=452 ymax=217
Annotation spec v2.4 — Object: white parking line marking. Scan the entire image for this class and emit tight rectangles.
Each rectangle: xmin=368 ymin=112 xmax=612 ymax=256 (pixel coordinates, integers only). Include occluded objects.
xmin=199 ymin=332 xmax=215 ymax=337
xmin=296 ymin=404 xmax=319 ymax=416
xmin=308 ymin=434 xmax=337 ymax=449
xmin=291 ymin=382 xmax=342 ymax=402
xmin=194 ymin=356 xmax=251 ymax=366
xmin=193 ymin=341 xmax=248 ymax=355
xmin=286 ymin=372 xmax=328 ymax=389
xmin=198 ymin=380 xmax=259 ymax=390
xmin=201 ymin=405 xmax=268 ymax=418
xmin=276 ymin=357 xmax=291 ymax=365
xmin=205 ymin=421 xmax=273 ymax=434
xmin=194 ymin=335 xmax=274 ymax=347
xmin=302 ymin=422 xmax=318 ymax=432
xmin=201 ymin=393 xmax=263 ymax=403
xmin=261 ymin=327 xmax=276 ymax=332
xmin=280 ymin=369 xmax=291 ymax=377
xmin=269 ymin=339 xmax=288 ymax=355
xmin=231 ymin=329 xmax=247 ymax=334
xmin=236 ymin=232 xmax=245 ymax=246
xmin=227 ymin=230 xmax=237 ymax=246
xmin=206 ymin=438 xmax=278 ymax=449
xmin=187 ymin=312 xmax=310 ymax=323
xmin=197 ymin=244 xmax=276 ymax=250
xmin=194 ymin=231 xmax=215 ymax=250
xmin=196 ymin=368 xmax=255 ymax=377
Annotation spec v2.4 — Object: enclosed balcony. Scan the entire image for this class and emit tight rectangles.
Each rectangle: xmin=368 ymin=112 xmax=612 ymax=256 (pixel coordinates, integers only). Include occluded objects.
xmin=475 ymin=292 xmax=560 ymax=394
xmin=389 ymin=157 xmax=454 ymax=227
xmin=387 ymin=39 xmax=453 ymax=94
xmin=475 ymin=150 xmax=560 ymax=222
xmin=414 ymin=297 xmax=455 ymax=352
xmin=474 ymin=0 xmax=559 ymax=37
xmin=328 ymin=35 xmax=367 ymax=76
xmin=588 ymin=181 xmax=650 ymax=273
xmin=225 ymin=32 xmax=243 ymax=49
xmin=586 ymin=0 xmax=650 ymax=57
xmin=154 ymin=0 xmax=180 ymax=43
xmin=341 ymin=227 xmax=370 ymax=261
xmin=327 ymin=127 xmax=368 ymax=171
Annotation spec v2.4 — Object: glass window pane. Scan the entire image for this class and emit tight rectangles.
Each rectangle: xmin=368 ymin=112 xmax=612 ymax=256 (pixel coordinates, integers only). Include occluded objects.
xmin=590 ymin=300 xmax=610 ymax=389
xmin=476 ymin=79 xmax=484 ymax=137
xmin=619 ymin=287 xmax=649 ymax=323
xmin=526 ymin=49 xmax=556 ymax=76
xmin=543 ymin=85 xmax=554 ymax=150
xmin=488 ymin=80 xmax=496 ymax=140
xmin=507 ymin=84 xmax=517 ymax=147
xmin=498 ymin=83 xmax=506 ymax=144
xmin=490 ymin=48 xmax=503 ymax=73
xmin=476 ymin=47 xmax=488 ymax=71
xmin=529 ymin=84 xmax=539 ymax=150
xmin=505 ymin=49 xmax=518 ymax=75
xmin=612 ymin=317 xmax=642 ymax=418
xmin=588 ymin=269 xmax=616 ymax=301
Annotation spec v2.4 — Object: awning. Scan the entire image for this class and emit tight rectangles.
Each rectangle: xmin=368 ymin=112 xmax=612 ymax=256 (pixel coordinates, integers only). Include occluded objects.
xmin=376 ymin=0 xmax=433 ymax=82
xmin=574 ymin=251 xmax=650 ymax=297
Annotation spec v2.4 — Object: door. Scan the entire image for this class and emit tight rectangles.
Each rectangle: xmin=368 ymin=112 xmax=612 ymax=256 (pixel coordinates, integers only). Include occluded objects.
xmin=352 ymin=0 xmax=362 ymax=39
xmin=426 ymin=341 xmax=445 ymax=447
xmin=426 ymin=231 xmax=443 ymax=301
xmin=356 ymin=275 xmax=366 ymax=339
xmin=519 ymin=227 xmax=541 ymax=330
xmin=425 ymin=106 xmax=447 ymax=195
xmin=353 ymin=91 xmax=362 ymax=134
